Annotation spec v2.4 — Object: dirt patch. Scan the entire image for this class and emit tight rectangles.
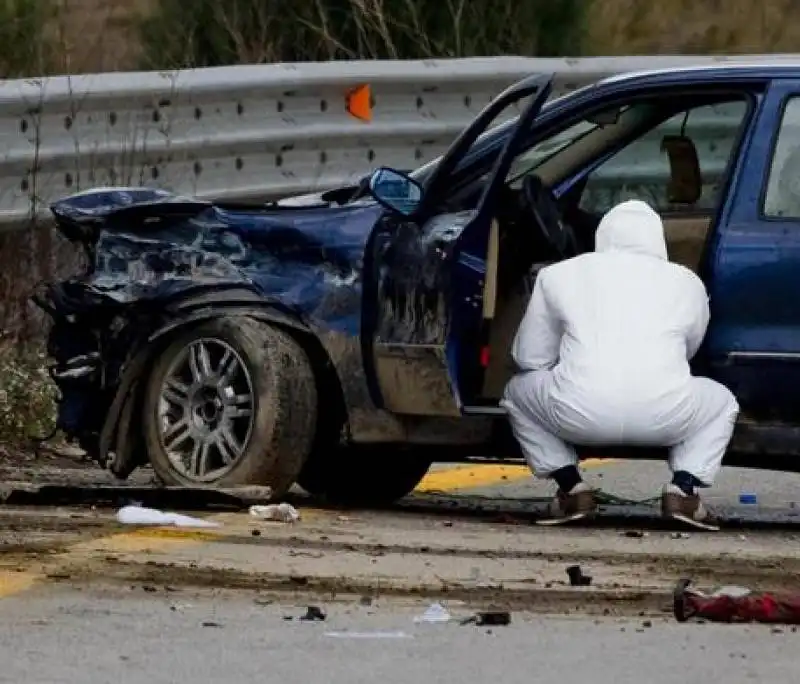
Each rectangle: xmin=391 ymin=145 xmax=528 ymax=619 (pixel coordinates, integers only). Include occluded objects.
xmin=66 ymin=561 xmax=677 ymax=618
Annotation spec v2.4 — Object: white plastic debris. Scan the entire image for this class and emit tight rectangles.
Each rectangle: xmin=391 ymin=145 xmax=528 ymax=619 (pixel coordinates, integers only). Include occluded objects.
xmin=249 ymin=503 xmax=300 ymax=523
xmin=413 ymin=602 xmax=452 ymax=624
xmin=325 ymin=631 xmax=412 ymax=639
xmin=116 ymin=505 xmax=221 ymax=528
xmin=711 ymin=585 xmax=752 ymax=598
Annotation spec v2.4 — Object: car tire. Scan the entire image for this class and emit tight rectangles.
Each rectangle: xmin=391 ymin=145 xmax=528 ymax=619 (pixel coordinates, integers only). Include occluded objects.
xmin=142 ymin=317 xmax=316 ymax=495
xmin=297 ymin=446 xmax=433 ymax=506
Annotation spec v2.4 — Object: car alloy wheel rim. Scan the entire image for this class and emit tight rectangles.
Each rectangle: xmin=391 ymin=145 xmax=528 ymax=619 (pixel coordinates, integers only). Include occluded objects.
xmin=157 ymin=338 xmax=255 ymax=482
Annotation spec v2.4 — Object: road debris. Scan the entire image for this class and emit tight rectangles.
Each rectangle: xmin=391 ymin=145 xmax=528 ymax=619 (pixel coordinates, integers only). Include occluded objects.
xmin=460 ymin=611 xmax=512 ymax=626
xmin=116 ymin=505 xmax=220 ymax=528
xmin=670 ymin=532 xmax=691 ymax=540
xmin=325 ymin=631 xmax=412 ymax=639
xmin=674 ymin=578 xmax=800 ymax=624
xmin=299 ymin=606 xmax=326 ymax=621
xmin=566 ymin=565 xmax=592 ymax=586
xmin=249 ymin=503 xmax=300 ymax=523
xmin=414 ymin=602 xmax=452 ymax=623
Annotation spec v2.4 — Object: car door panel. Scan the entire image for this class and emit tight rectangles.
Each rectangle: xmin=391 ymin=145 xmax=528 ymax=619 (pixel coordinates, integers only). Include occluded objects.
xmin=372 ymin=211 xmax=476 ymax=416
xmin=366 ymin=76 xmax=554 ymax=416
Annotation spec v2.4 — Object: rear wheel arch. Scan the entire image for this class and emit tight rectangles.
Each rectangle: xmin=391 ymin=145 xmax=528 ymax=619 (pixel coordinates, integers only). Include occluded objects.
xmin=102 ymin=301 xmax=349 ymax=480
xmin=140 ymin=316 xmax=316 ymax=490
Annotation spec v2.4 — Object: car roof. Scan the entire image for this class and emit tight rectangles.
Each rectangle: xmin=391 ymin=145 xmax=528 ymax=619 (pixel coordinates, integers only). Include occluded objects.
xmin=410 ymin=62 xmax=800 ymax=183
xmin=596 ymin=62 xmax=800 ymax=88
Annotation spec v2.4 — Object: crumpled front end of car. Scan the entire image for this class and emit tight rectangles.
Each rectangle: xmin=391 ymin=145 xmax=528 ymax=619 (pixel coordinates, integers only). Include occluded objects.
xmin=33 ymin=187 xmax=379 ymax=476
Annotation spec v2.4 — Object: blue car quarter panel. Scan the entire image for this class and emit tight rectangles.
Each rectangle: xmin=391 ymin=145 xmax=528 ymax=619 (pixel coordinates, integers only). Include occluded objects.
xmin=705 ymin=79 xmax=800 ymax=419
xmin=37 ymin=187 xmax=390 ymax=447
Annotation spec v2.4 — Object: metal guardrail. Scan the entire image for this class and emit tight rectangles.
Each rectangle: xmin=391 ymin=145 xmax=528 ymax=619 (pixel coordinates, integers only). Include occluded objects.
xmin=2 ymin=55 xmax=799 ymax=231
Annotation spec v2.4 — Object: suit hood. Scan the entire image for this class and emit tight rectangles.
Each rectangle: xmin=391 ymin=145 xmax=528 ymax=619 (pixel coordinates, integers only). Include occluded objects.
xmin=594 ymin=199 xmax=668 ymax=260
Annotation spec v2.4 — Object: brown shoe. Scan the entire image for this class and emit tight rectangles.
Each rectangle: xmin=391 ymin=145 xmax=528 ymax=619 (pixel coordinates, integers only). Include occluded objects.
xmin=536 ymin=482 xmax=598 ymax=526
xmin=661 ymin=484 xmax=720 ymax=531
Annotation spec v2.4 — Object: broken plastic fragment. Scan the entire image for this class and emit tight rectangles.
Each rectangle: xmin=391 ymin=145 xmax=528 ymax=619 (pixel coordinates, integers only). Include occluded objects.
xmin=460 ymin=611 xmax=512 ymax=626
xmin=116 ymin=505 xmax=220 ymax=528
xmin=566 ymin=565 xmax=592 ymax=586
xmin=249 ymin=503 xmax=300 ymax=523
xmin=299 ymin=606 xmax=326 ymax=621
xmin=325 ymin=631 xmax=412 ymax=639
xmin=710 ymin=585 xmax=752 ymax=598
xmin=413 ymin=602 xmax=452 ymax=623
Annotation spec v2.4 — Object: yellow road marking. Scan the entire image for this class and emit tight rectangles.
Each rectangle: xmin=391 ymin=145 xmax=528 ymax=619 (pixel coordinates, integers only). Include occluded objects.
xmin=415 ymin=458 xmax=614 ymax=493
xmin=416 ymin=465 xmax=531 ymax=492
xmin=0 ymin=460 xmax=617 ymax=599
xmin=0 ymin=571 xmax=39 ymax=596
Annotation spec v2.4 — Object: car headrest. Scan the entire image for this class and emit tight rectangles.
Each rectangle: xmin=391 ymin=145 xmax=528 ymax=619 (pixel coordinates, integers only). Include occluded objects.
xmin=661 ymin=135 xmax=702 ymax=205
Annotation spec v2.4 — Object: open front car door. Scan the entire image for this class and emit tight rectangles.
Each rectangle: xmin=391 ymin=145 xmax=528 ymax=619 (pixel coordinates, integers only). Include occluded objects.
xmin=365 ymin=74 xmax=554 ymax=417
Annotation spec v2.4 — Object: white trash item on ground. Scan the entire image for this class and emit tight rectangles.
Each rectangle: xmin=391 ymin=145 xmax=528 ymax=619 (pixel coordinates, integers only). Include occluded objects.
xmin=413 ymin=602 xmax=452 ymax=624
xmin=116 ymin=505 xmax=221 ymax=528
xmin=324 ymin=631 xmax=413 ymax=639
xmin=249 ymin=503 xmax=301 ymax=523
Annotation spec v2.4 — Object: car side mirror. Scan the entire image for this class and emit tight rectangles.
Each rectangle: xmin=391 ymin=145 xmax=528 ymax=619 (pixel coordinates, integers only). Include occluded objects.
xmin=367 ymin=167 xmax=423 ymax=217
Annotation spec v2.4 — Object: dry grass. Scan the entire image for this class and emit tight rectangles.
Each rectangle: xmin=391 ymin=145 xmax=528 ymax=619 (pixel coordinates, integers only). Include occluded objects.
xmin=50 ymin=0 xmax=153 ymax=73
xmin=13 ymin=0 xmax=800 ymax=74
xmin=584 ymin=0 xmax=800 ymax=54
xmin=0 ymin=340 xmax=58 ymax=447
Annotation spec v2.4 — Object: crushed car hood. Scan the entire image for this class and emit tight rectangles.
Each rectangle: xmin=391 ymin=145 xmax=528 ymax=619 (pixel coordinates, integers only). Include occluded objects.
xmin=48 ymin=187 xmax=384 ymax=308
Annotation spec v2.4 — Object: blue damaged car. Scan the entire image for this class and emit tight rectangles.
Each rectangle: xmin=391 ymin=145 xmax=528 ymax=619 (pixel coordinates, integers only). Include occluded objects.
xmin=34 ymin=65 xmax=800 ymax=504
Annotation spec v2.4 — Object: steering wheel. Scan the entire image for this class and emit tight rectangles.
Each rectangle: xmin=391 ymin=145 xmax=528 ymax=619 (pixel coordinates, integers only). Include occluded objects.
xmin=521 ymin=175 xmax=580 ymax=258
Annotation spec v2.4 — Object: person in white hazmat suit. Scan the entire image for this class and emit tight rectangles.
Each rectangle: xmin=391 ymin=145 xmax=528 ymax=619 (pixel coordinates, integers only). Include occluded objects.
xmin=500 ymin=199 xmax=739 ymax=530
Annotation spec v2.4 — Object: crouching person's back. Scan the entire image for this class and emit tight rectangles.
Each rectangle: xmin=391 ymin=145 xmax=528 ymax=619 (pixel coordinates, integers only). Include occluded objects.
xmin=501 ymin=199 xmax=739 ymax=530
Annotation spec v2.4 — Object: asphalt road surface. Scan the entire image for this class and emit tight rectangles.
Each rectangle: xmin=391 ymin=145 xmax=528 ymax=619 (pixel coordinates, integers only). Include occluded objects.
xmin=0 ymin=583 xmax=796 ymax=684
xmin=2 ymin=456 xmax=800 ymax=683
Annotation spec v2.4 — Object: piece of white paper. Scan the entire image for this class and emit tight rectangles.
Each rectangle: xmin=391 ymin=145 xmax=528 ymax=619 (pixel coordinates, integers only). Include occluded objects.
xmin=413 ymin=602 xmax=451 ymax=624
xmin=324 ymin=631 xmax=412 ymax=639
xmin=116 ymin=505 xmax=221 ymax=528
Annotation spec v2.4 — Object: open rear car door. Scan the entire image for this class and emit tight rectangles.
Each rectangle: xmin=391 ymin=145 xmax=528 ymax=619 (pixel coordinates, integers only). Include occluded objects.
xmin=365 ymin=74 xmax=553 ymax=417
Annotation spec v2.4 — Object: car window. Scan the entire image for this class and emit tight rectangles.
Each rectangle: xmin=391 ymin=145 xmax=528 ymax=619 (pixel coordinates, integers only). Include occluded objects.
xmin=504 ymin=119 xmax=600 ymax=180
xmin=763 ymin=97 xmax=800 ymax=218
xmin=408 ymin=86 xmax=594 ymax=185
xmin=578 ymin=101 xmax=749 ymax=215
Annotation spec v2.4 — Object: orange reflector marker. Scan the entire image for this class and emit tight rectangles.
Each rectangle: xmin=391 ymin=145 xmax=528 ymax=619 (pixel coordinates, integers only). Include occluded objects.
xmin=480 ymin=345 xmax=491 ymax=368
xmin=346 ymin=84 xmax=372 ymax=122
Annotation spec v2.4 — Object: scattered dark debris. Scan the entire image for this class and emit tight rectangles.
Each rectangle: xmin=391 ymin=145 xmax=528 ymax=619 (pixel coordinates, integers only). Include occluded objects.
xmin=202 ymin=621 xmax=222 ymax=628
xmin=299 ymin=605 xmax=326 ymax=621
xmin=566 ymin=565 xmax=592 ymax=587
xmin=142 ymin=585 xmax=158 ymax=593
xmin=45 ymin=572 xmax=71 ymax=580
xmin=251 ymin=529 xmax=261 ymax=537
xmin=460 ymin=610 xmax=511 ymax=626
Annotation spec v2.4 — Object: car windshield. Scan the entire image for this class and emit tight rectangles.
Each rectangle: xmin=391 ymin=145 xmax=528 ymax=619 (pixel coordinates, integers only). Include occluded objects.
xmin=407 ymin=84 xmax=594 ymax=184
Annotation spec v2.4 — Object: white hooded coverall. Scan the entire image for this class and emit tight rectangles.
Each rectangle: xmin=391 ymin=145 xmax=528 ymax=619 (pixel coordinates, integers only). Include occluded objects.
xmin=500 ymin=200 xmax=739 ymax=485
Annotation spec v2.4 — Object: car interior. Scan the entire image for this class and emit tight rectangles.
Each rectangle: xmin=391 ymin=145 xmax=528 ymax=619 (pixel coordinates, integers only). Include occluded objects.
xmin=462 ymin=91 xmax=753 ymax=404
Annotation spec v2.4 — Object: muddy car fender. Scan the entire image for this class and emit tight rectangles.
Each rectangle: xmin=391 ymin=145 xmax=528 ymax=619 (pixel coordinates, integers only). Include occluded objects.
xmin=101 ymin=286 xmax=343 ymax=479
